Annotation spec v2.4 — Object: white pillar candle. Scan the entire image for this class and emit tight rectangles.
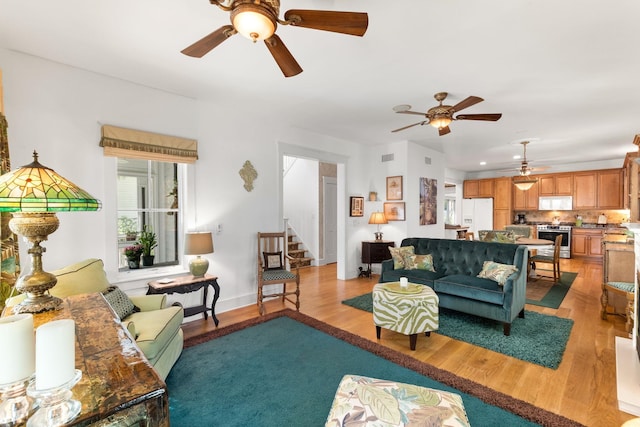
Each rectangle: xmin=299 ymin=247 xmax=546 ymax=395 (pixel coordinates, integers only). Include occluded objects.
xmin=400 ymin=277 xmax=408 ymax=288
xmin=35 ymin=319 xmax=76 ymax=390
xmin=0 ymin=314 xmax=34 ymax=385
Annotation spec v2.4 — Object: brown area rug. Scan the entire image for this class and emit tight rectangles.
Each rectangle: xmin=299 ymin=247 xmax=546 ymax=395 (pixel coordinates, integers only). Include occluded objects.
xmin=186 ymin=309 xmax=584 ymax=427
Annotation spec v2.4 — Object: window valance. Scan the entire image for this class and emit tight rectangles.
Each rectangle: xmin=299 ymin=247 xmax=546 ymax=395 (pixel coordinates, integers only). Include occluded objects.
xmin=99 ymin=125 xmax=198 ymax=164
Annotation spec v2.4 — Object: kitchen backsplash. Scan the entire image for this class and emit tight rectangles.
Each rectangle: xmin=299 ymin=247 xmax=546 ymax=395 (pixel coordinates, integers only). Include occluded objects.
xmin=514 ymin=209 xmax=630 ymax=226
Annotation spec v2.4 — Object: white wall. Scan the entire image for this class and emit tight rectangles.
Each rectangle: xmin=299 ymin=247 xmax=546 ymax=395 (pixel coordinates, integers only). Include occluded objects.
xmin=0 ymin=48 xmax=446 ymax=314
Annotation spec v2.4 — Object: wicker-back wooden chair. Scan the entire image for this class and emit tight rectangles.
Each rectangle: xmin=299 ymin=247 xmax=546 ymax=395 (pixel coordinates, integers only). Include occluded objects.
xmin=257 ymin=232 xmax=300 ymax=315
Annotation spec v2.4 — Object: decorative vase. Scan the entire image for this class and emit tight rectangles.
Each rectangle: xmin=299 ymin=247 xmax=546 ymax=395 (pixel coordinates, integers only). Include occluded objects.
xmin=127 ymin=256 xmax=140 ymax=269
xmin=142 ymin=255 xmax=155 ymax=267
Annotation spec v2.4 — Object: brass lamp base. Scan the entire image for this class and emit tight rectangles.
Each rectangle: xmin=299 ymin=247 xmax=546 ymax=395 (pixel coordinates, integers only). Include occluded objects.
xmin=189 ymin=255 xmax=209 ymax=278
xmin=9 ymin=212 xmax=62 ymax=314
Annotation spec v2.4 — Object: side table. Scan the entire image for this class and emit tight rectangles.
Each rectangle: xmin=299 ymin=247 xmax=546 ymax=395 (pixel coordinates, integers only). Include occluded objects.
xmin=360 ymin=240 xmax=395 ymax=278
xmin=147 ymin=274 xmax=220 ymax=326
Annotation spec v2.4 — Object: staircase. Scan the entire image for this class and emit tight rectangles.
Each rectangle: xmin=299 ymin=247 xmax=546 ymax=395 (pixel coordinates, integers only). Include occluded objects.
xmin=288 ymin=233 xmax=313 ymax=269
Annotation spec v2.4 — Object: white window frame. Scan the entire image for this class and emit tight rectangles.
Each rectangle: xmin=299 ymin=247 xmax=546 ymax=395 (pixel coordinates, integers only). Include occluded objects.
xmin=103 ymin=157 xmax=192 ymax=285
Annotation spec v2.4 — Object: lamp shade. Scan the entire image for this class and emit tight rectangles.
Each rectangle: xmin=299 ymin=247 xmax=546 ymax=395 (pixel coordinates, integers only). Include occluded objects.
xmin=185 ymin=231 xmax=214 ymax=255
xmin=429 ymin=115 xmax=452 ymax=129
xmin=513 ymin=176 xmax=538 ymax=191
xmin=231 ymin=3 xmax=276 ymax=42
xmin=368 ymin=211 xmax=388 ymax=225
xmin=0 ymin=151 xmax=101 ymax=212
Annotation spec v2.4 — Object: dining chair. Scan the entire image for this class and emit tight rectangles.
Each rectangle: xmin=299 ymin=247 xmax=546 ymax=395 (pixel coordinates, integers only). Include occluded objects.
xmin=529 ymin=234 xmax=562 ymax=282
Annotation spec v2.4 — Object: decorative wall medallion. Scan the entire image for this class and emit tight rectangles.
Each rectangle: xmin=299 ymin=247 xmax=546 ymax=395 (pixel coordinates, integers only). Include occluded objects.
xmin=239 ymin=160 xmax=258 ymax=192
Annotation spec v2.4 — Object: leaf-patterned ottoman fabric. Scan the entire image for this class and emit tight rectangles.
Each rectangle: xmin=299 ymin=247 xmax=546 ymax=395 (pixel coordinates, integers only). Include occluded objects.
xmin=325 ymin=375 xmax=470 ymax=427
xmin=373 ymin=283 xmax=439 ymax=336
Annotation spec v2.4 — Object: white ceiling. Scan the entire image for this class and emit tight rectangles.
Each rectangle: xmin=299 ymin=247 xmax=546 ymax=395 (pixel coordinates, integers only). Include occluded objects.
xmin=1 ymin=0 xmax=639 ymax=173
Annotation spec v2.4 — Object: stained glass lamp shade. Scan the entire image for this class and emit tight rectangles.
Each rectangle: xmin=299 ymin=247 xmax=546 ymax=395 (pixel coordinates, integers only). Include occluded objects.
xmin=0 ymin=151 xmax=101 ymax=313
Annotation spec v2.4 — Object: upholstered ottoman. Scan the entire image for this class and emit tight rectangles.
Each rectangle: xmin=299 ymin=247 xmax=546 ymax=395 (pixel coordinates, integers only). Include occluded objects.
xmin=325 ymin=375 xmax=470 ymax=427
xmin=373 ymin=282 xmax=438 ymax=350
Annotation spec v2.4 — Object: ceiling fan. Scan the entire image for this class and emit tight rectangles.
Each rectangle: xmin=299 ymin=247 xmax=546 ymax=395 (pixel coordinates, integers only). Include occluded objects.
xmin=181 ymin=0 xmax=368 ymax=77
xmin=391 ymin=92 xmax=502 ymax=136
xmin=502 ymin=141 xmax=549 ymax=176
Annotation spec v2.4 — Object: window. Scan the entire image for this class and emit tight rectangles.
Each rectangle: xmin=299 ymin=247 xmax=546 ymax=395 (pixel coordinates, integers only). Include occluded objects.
xmin=117 ymin=158 xmax=182 ymax=269
xmin=444 ymin=198 xmax=456 ymax=225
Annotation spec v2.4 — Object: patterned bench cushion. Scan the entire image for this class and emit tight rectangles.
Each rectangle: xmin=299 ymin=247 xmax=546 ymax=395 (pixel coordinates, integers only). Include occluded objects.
xmin=325 ymin=375 xmax=470 ymax=427
xmin=262 ymin=269 xmax=297 ymax=281
xmin=607 ymin=282 xmax=635 ymax=293
xmin=373 ymin=283 xmax=439 ymax=335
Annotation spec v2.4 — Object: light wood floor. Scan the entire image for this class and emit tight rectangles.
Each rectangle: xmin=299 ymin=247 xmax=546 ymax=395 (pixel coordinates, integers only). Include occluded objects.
xmin=182 ymin=258 xmax=636 ymax=426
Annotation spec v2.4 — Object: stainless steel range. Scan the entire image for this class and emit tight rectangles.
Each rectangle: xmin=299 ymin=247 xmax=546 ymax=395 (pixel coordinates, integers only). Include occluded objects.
xmin=536 ymin=225 xmax=571 ymax=258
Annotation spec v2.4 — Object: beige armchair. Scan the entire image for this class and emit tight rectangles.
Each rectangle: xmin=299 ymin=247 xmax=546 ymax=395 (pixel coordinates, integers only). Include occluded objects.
xmin=4 ymin=258 xmax=183 ymax=380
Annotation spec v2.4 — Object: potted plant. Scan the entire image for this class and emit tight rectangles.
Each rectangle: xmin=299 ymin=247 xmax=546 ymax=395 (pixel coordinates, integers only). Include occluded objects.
xmin=118 ymin=217 xmax=138 ymax=241
xmin=124 ymin=244 xmax=143 ymax=269
xmin=139 ymin=225 xmax=158 ymax=266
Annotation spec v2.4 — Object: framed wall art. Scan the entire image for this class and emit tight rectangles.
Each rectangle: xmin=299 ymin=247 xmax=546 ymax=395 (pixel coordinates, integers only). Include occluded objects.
xmin=419 ymin=177 xmax=438 ymax=225
xmin=383 ymin=202 xmax=405 ymax=221
xmin=350 ymin=196 xmax=364 ymax=217
xmin=386 ymin=176 xmax=403 ymax=200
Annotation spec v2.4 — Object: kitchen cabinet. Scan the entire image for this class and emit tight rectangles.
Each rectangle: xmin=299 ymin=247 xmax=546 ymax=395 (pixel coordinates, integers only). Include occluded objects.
xmin=597 ymin=169 xmax=623 ymax=209
xmin=573 ymin=169 xmax=623 ymax=209
xmin=493 ymin=177 xmax=512 ymax=230
xmin=571 ymin=228 xmax=604 ymax=260
xmin=463 ymin=178 xmax=494 ymax=198
xmin=538 ymin=173 xmax=573 ymax=196
xmin=512 ymin=180 xmax=538 ymax=210
xmin=573 ymin=172 xmax=597 ymax=209
xmin=624 ymin=150 xmax=639 ymax=220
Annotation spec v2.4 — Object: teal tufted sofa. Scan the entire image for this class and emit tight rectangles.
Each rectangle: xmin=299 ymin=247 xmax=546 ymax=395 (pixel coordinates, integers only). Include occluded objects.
xmin=380 ymin=238 xmax=528 ymax=335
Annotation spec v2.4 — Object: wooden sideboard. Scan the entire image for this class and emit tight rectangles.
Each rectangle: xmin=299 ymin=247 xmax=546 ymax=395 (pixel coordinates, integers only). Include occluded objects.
xmin=6 ymin=293 xmax=170 ymax=426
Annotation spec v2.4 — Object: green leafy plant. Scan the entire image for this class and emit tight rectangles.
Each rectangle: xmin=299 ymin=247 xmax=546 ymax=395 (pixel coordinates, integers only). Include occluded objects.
xmin=124 ymin=244 xmax=143 ymax=258
xmin=139 ymin=225 xmax=158 ymax=257
xmin=118 ymin=217 xmax=138 ymax=240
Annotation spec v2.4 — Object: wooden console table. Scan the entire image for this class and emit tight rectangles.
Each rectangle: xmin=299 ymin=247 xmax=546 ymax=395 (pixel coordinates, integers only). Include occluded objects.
xmin=360 ymin=240 xmax=395 ymax=278
xmin=147 ymin=274 xmax=220 ymax=326
xmin=4 ymin=293 xmax=170 ymax=426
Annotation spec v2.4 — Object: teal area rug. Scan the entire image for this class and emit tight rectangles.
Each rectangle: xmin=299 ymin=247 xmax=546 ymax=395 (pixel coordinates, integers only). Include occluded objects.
xmin=526 ymin=271 xmax=577 ymax=309
xmin=167 ymin=310 xmax=582 ymax=427
xmin=341 ymin=294 xmax=573 ymax=369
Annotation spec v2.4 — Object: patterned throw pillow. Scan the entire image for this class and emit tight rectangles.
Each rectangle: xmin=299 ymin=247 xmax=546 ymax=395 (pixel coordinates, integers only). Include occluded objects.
xmin=103 ymin=286 xmax=140 ymax=320
xmin=388 ymin=246 xmax=415 ymax=269
xmin=263 ymin=251 xmax=283 ymax=270
xmin=477 ymin=261 xmax=519 ymax=286
xmin=406 ymin=254 xmax=435 ymax=272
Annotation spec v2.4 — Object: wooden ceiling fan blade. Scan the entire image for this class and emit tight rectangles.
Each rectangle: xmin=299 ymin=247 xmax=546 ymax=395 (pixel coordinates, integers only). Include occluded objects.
xmin=264 ymin=35 xmax=303 ymax=77
xmin=456 ymin=113 xmax=502 ymax=121
xmin=284 ymin=10 xmax=368 ymax=36
xmin=438 ymin=126 xmax=451 ymax=136
xmin=451 ymin=96 xmax=483 ymax=112
xmin=391 ymin=121 xmax=426 ymax=133
xmin=181 ymin=25 xmax=236 ymax=58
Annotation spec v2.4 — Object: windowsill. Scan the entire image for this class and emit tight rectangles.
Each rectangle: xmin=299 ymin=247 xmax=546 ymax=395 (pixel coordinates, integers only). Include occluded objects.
xmin=112 ymin=264 xmax=189 ymax=285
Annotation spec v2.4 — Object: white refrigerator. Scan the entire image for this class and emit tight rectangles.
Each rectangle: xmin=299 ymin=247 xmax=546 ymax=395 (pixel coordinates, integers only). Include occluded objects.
xmin=462 ymin=198 xmax=493 ymax=237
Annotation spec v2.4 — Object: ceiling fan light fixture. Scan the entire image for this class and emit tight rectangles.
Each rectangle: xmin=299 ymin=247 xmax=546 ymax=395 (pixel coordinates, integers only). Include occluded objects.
xmin=231 ymin=3 xmax=276 ymax=42
xmin=429 ymin=115 xmax=452 ymax=129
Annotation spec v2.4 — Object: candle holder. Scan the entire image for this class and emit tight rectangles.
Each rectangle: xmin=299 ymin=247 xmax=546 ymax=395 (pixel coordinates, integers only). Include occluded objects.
xmin=26 ymin=370 xmax=82 ymax=427
xmin=0 ymin=375 xmax=34 ymax=426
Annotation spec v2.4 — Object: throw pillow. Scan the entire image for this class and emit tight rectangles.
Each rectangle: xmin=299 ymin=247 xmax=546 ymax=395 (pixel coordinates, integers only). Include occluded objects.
xmin=406 ymin=254 xmax=435 ymax=272
xmin=477 ymin=261 xmax=518 ymax=286
xmin=263 ymin=251 xmax=283 ymax=270
xmin=103 ymin=286 xmax=140 ymax=320
xmin=388 ymin=246 xmax=415 ymax=269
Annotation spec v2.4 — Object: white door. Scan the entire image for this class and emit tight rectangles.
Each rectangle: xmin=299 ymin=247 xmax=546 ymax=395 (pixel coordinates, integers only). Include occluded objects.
xmin=324 ymin=177 xmax=337 ymax=264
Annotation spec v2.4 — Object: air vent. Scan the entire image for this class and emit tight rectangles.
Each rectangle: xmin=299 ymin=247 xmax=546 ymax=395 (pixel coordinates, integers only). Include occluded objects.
xmin=381 ymin=154 xmax=394 ymax=162
xmin=424 ymin=157 xmax=432 ymax=165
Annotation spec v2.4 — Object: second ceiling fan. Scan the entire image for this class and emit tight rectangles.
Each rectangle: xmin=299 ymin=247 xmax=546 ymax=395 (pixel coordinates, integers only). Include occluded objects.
xmin=181 ymin=0 xmax=368 ymax=77
xmin=392 ymin=92 xmax=502 ymax=136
